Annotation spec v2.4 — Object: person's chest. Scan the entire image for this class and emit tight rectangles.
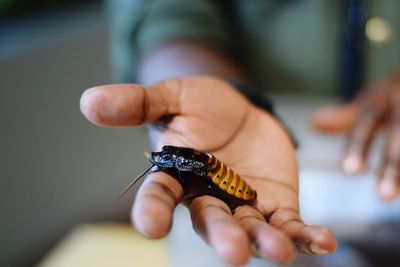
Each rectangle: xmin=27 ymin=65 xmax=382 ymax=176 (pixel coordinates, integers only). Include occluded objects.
xmin=233 ymin=0 xmax=400 ymax=95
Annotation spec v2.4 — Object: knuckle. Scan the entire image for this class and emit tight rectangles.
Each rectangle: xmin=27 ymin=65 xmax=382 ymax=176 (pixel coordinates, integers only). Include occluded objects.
xmin=190 ymin=197 xmax=231 ymax=216
xmin=234 ymin=206 xmax=265 ymax=223
xmin=268 ymin=207 xmax=302 ymax=229
xmin=146 ymin=180 xmax=180 ymax=204
xmin=357 ymin=104 xmax=385 ymax=124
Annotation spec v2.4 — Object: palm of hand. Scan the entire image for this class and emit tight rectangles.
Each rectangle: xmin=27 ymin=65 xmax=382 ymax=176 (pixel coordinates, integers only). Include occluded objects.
xmin=81 ymin=77 xmax=336 ymax=265
xmin=151 ymin=78 xmax=299 ymax=220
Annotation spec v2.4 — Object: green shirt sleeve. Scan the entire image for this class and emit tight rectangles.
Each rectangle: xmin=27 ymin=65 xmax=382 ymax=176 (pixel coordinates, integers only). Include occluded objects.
xmin=108 ymin=0 xmax=234 ymax=82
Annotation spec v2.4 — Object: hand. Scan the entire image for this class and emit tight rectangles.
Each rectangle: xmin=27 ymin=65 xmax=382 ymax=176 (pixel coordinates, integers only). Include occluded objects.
xmin=312 ymin=74 xmax=400 ymax=201
xmin=81 ymin=77 xmax=337 ymax=265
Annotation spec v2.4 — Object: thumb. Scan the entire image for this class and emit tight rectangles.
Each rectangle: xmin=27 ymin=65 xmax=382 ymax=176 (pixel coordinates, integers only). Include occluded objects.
xmin=310 ymin=102 xmax=357 ymax=134
xmin=80 ymin=80 xmax=182 ymax=127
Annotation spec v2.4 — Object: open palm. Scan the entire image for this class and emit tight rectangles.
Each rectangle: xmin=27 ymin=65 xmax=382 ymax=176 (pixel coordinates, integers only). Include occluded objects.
xmin=80 ymin=77 xmax=336 ymax=265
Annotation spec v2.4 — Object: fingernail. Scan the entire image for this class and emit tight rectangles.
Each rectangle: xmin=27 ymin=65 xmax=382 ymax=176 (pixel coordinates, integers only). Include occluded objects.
xmin=379 ymin=169 xmax=398 ymax=201
xmin=310 ymin=243 xmax=330 ymax=254
xmin=342 ymin=155 xmax=362 ymax=174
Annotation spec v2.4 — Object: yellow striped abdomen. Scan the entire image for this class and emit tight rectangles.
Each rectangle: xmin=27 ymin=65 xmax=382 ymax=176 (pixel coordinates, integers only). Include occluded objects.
xmin=206 ymin=154 xmax=257 ymax=201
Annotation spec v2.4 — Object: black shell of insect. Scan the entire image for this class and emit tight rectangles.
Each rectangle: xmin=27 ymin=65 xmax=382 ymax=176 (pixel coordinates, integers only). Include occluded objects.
xmin=118 ymin=146 xmax=257 ymax=211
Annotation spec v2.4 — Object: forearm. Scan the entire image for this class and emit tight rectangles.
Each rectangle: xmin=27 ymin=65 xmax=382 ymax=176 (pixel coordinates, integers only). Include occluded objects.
xmin=136 ymin=42 xmax=244 ymax=86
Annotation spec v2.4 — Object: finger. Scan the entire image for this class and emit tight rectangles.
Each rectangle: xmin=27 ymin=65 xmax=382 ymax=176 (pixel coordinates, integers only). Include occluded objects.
xmin=80 ymin=80 xmax=182 ymax=127
xmin=132 ymin=170 xmax=183 ymax=238
xmin=310 ymin=102 xmax=357 ymax=134
xmin=189 ymin=196 xmax=251 ymax=266
xmin=234 ymin=206 xmax=294 ymax=264
xmin=378 ymin=97 xmax=400 ymax=201
xmin=269 ymin=207 xmax=337 ymax=255
xmin=342 ymin=98 xmax=387 ymax=174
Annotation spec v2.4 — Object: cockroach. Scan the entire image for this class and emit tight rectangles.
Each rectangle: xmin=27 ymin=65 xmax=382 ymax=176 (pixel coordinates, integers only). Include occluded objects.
xmin=118 ymin=145 xmax=257 ymax=211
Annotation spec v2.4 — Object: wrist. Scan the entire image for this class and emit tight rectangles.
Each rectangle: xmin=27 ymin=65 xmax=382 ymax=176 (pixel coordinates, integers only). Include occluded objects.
xmin=228 ymin=80 xmax=298 ymax=148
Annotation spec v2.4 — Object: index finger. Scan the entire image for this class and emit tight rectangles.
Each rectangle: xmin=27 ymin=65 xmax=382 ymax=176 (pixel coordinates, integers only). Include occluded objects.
xmin=132 ymin=170 xmax=183 ymax=238
xmin=80 ymin=80 xmax=182 ymax=127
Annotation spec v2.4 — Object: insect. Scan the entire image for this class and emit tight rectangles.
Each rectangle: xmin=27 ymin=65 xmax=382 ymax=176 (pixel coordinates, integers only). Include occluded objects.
xmin=118 ymin=145 xmax=257 ymax=211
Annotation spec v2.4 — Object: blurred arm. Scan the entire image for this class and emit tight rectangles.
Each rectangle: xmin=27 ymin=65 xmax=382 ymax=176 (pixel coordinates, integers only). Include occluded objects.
xmin=136 ymin=42 xmax=244 ymax=86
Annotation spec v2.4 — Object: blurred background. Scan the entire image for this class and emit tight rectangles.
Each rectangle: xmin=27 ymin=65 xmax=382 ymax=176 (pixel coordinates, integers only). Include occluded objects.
xmin=0 ymin=1 xmax=149 ymax=266
xmin=1 ymin=1 xmax=400 ymax=267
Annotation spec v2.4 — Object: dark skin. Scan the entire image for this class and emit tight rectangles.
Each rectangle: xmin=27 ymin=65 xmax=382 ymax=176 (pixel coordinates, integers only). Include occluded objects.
xmin=312 ymin=73 xmax=400 ymax=201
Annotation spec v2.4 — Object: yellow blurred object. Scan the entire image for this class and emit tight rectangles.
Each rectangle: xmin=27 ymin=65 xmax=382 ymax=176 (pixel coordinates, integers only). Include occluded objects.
xmin=37 ymin=224 xmax=170 ymax=267
xmin=365 ymin=17 xmax=391 ymax=45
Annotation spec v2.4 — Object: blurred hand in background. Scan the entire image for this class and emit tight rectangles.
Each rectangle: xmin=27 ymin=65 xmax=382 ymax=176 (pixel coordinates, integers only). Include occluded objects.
xmin=312 ymin=73 xmax=400 ymax=201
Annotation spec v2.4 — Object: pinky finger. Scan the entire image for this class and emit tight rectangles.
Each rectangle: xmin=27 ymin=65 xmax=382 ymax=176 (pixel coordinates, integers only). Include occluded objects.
xmin=269 ymin=208 xmax=337 ymax=255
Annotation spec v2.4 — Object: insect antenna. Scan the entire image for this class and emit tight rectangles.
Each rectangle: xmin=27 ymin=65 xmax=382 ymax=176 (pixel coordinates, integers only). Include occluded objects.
xmin=114 ymin=164 xmax=155 ymax=203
